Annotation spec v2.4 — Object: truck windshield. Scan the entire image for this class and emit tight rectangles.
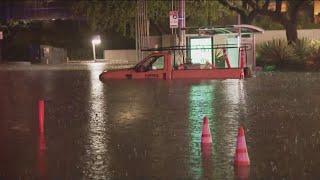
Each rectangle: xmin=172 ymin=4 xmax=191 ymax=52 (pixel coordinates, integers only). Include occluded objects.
xmin=134 ymin=55 xmax=164 ymax=72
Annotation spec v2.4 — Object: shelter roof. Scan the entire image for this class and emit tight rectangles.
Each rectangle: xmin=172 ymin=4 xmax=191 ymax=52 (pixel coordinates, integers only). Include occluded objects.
xmin=196 ymin=24 xmax=264 ymax=35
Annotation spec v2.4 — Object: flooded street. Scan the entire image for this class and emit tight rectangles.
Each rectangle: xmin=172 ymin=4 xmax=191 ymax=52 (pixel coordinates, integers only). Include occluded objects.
xmin=1 ymin=64 xmax=320 ymax=179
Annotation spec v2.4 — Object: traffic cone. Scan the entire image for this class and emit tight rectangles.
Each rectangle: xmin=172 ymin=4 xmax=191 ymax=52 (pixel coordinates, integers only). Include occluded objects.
xmin=234 ymin=126 xmax=250 ymax=166
xmin=201 ymin=116 xmax=212 ymax=144
xmin=201 ymin=143 xmax=212 ymax=159
xmin=234 ymin=166 xmax=250 ymax=180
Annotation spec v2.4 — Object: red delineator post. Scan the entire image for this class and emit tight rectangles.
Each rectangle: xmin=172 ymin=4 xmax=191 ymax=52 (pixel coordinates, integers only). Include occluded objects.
xmin=38 ymin=100 xmax=45 ymax=134
xmin=240 ymin=48 xmax=245 ymax=69
xmin=37 ymin=99 xmax=46 ymax=178
xmin=223 ymin=48 xmax=231 ymax=68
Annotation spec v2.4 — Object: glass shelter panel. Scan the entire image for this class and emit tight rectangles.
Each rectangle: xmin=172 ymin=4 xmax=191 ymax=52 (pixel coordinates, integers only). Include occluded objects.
xmin=190 ymin=38 xmax=212 ymax=64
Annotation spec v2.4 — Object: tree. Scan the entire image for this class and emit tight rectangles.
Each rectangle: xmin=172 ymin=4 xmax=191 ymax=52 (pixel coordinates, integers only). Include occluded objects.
xmin=260 ymin=0 xmax=309 ymax=44
xmin=217 ymin=0 xmax=310 ymax=43
xmin=73 ymin=0 xmax=136 ymax=37
xmin=73 ymin=0 xmax=229 ymax=37
xmin=217 ymin=0 xmax=269 ymax=24
xmin=186 ymin=0 xmax=231 ymax=27
xmin=147 ymin=0 xmax=230 ymax=34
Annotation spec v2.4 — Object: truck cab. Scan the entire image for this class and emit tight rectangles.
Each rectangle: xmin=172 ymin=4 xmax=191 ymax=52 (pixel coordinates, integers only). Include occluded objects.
xmin=99 ymin=52 xmax=173 ymax=80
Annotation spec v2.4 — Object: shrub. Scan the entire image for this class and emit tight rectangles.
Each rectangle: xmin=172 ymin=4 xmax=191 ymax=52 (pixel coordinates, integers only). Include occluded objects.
xmin=214 ymin=50 xmax=225 ymax=68
xmin=257 ymin=39 xmax=296 ymax=66
xmin=307 ymin=45 xmax=320 ymax=70
xmin=310 ymin=40 xmax=320 ymax=60
xmin=292 ymin=38 xmax=313 ymax=58
xmin=257 ymin=38 xmax=320 ymax=70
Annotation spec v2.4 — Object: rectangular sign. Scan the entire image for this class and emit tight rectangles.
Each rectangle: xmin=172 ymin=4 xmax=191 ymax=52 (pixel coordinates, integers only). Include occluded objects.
xmin=169 ymin=11 xmax=178 ymax=29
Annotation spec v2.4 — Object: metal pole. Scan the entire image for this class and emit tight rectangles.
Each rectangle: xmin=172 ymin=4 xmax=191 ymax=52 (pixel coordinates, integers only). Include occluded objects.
xmin=238 ymin=14 xmax=241 ymax=67
xmin=0 ymin=40 xmax=2 ymax=63
xmin=178 ymin=0 xmax=185 ymax=64
xmin=92 ymin=43 xmax=96 ymax=61
xmin=253 ymin=34 xmax=256 ymax=71
xmin=0 ymin=31 xmax=2 ymax=62
xmin=171 ymin=0 xmax=174 ymax=35
xmin=135 ymin=2 xmax=138 ymax=62
xmin=146 ymin=0 xmax=149 ymax=48
xmin=213 ymin=36 xmax=215 ymax=67
xmin=179 ymin=0 xmax=185 ymax=47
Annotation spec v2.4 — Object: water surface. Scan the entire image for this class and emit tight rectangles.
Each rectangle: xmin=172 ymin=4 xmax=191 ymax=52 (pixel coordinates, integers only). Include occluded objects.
xmin=0 ymin=64 xmax=320 ymax=179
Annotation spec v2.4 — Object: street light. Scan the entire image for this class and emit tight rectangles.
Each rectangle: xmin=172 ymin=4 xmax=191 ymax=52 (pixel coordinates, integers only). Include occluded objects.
xmin=92 ymin=35 xmax=101 ymax=61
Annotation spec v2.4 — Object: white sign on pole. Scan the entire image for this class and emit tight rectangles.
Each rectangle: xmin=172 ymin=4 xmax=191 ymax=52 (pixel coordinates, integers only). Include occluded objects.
xmin=0 ymin=32 xmax=3 ymax=40
xmin=169 ymin=11 xmax=178 ymax=29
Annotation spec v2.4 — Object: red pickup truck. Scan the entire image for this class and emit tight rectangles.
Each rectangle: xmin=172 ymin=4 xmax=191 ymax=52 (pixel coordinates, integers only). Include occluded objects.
xmin=99 ymin=51 xmax=244 ymax=81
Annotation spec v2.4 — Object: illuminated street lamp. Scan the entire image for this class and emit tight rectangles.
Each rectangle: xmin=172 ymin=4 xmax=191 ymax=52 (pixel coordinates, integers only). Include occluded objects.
xmin=92 ymin=35 xmax=101 ymax=61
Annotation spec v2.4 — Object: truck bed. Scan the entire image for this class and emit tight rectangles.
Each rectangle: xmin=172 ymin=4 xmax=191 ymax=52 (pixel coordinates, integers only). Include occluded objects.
xmin=171 ymin=68 xmax=243 ymax=79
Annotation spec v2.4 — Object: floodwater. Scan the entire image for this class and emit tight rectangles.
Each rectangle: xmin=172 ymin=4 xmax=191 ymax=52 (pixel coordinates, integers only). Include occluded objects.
xmin=1 ymin=64 xmax=320 ymax=179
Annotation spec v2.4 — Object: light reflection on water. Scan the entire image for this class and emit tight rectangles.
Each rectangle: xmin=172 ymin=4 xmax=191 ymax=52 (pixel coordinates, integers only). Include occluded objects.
xmin=83 ymin=64 xmax=109 ymax=179
xmin=187 ymin=80 xmax=246 ymax=179
xmin=188 ymin=84 xmax=214 ymax=179
xmin=37 ymin=129 xmax=46 ymax=178
xmin=221 ymin=79 xmax=245 ymax=158
xmin=214 ymin=79 xmax=245 ymax=179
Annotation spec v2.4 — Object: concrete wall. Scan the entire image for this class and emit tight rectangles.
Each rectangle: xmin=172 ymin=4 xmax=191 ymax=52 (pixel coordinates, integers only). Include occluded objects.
xmin=103 ymin=30 xmax=320 ymax=65
xmin=149 ymin=36 xmax=162 ymax=49
xmin=255 ymin=29 xmax=320 ymax=44
xmin=162 ymin=34 xmax=178 ymax=47
xmin=104 ymin=49 xmax=137 ymax=64
xmin=104 ymin=36 xmax=165 ymax=64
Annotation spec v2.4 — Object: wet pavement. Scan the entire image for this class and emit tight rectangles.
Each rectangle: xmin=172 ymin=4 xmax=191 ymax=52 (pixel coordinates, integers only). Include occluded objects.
xmin=1 ymin=64 xmax=320 ymax=179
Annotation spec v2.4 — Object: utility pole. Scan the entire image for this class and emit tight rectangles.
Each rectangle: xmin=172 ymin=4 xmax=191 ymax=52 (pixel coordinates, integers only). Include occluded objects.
xmin=0 ymin=31 xmax=2 ymax=63
xmin=177 ymin=0 xmax=186 ymax=64
xmin=178 ymin=0 xmax=185 ymax=48
xmin=135 ymin=0 xmax=149 ymax=62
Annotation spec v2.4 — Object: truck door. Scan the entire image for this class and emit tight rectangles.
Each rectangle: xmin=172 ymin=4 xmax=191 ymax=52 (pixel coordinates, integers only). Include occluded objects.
xmin=133 ymin=54 xmax=168 ymax=79
xmin=144 ymin=55 xmax=166 ymax=79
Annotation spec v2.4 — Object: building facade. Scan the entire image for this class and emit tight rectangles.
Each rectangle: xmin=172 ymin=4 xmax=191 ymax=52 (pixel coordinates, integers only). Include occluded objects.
xmin=314 ymin=0 xmax=320 ymax=23
xmin=0 ymin=0 xmax=74 ymax=21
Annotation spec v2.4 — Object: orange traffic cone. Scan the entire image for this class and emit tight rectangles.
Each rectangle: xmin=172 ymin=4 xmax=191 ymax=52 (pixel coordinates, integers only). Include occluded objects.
xmin=234 ymin=126 xmax=250 ymax=166
xmin=201 ymin=116 xmax=212 ymax=144
xmin=234 ymin=166 xmax=250 ymax=180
